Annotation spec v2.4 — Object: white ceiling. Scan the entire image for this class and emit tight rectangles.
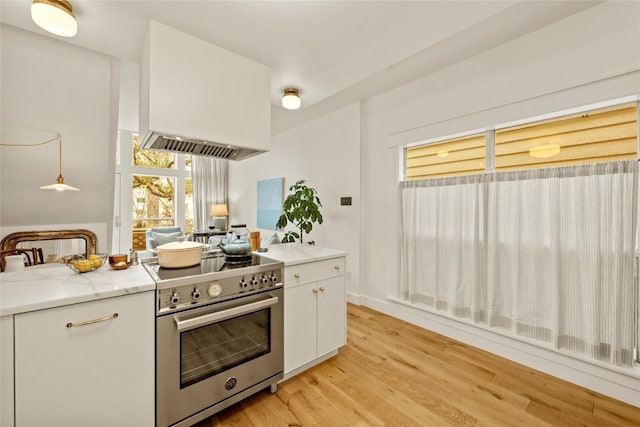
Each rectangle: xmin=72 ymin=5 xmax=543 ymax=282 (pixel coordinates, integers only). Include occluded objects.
xmin=1 ymin=0 xmax=600 ymax=131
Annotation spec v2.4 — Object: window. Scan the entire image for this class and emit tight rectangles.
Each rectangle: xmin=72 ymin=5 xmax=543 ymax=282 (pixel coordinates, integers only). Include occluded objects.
xmin=113 ymin=131 xmax=192 ymax=253
xmin=405 ymin=133 xmax=486 ymax=180
xmin=495 ymin=104 xmax=637 ymax=171
xmin=405 ymin=100 xmax=638 ymax=180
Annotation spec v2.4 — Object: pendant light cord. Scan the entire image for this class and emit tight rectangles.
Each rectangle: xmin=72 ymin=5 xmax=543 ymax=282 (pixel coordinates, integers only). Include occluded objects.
xmin=0 ymin=136 xmax=63 ymax=173
xmin=0 ymin=136 xmax=78 ymax=190
xmin=0 ymin=136 xmax=60 ymax=148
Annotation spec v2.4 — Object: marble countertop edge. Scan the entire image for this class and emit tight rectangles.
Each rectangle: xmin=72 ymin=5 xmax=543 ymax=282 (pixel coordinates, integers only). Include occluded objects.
xmin=1 ymin=264 xmax=155 ymax=317
xmin=255 ymin=244 xmax=347 ymax=266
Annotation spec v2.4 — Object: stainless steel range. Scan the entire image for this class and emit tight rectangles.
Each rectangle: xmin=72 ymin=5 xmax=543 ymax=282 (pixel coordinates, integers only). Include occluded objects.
xmin=144 ymin=252 xmax=284 ymax=427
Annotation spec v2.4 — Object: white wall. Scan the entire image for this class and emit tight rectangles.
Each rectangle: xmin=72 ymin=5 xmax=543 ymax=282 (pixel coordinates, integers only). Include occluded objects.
xmin=229 ymin=103 xmax=361 ymax=299
xmin=360 ymin=1 xmax=640 ymax=406
xmin=118 ymin=60 xmax=140 ymax=132
xmin=234 ymin=0 xmax=640 ymax=407
xmin=0 ymin=24 xmax=117 ymax=248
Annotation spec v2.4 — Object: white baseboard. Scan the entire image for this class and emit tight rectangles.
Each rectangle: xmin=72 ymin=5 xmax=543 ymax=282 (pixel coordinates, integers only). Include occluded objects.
xmin=346 ymin=291 xmax=362 ymax=305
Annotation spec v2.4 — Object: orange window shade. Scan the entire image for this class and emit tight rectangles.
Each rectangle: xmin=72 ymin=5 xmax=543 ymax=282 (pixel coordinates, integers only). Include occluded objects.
xmin=406 ymin=134 xmax=485 ymax=180
xmin=495 ymin=104 xmax=638 ymax=171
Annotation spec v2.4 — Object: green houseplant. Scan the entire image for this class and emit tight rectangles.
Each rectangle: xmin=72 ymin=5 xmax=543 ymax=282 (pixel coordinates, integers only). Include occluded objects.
xmin=276 ymin=180 xmax=323 ymax=243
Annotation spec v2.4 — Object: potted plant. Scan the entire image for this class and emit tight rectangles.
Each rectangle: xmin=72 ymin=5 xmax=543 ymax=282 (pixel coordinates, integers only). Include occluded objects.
xmin=276 ymin=180 xmax=323 ymax=243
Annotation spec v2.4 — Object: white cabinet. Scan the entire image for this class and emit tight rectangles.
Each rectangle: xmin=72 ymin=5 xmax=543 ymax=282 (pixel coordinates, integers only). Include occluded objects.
xmin=284 ymin=256 xmax=346 ymax=376
xmin=1 ymin=316 xmax=14 ymax=427
xmin=14 ymin=291 xmax=154 ymax=427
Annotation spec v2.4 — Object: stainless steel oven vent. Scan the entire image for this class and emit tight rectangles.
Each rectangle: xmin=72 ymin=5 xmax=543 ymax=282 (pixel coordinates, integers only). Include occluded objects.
xmin=139 ymin=131 xmax=266 ymax=161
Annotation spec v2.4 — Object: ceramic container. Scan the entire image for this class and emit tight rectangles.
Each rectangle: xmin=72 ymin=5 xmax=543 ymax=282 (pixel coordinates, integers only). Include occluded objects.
xmin=153 ymin=241 xmax=204 ymax=268
xmin=4 ymin=255 xmax=25 ymax=272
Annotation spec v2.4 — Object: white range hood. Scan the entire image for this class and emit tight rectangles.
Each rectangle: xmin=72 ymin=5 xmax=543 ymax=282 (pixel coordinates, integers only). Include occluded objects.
xmin=139 ymin=20 xmax=271 ymax=160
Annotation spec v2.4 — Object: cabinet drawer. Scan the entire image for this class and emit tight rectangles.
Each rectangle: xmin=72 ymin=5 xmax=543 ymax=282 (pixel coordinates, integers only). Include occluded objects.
xmin=284 ymin=257 xmax=345 ymax=286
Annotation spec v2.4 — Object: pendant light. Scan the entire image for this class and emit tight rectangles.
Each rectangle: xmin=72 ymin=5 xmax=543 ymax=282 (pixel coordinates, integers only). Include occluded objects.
xmin=40 ymin=138 xmax=79 ymax=191
xmin=31 ymin=0 xmax=77 ymax=38
xmin=282 ymin=88 xmax=301 ymax=110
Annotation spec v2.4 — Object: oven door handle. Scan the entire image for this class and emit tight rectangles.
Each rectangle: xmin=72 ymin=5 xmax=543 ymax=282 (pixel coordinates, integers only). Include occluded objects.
xmin=173 ymin=295 xmax=279 ymax=331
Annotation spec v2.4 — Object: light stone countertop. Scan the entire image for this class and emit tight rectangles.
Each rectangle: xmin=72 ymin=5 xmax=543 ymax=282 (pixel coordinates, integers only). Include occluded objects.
xmin=256 ymin=243 xmax=347 ymax=266
xmin=0 ymin=263 xmax=155 ymax=316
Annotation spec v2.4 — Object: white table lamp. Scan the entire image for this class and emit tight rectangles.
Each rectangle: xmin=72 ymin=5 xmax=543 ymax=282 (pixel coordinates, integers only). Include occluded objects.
xmin=211 ymin=204 xmax=229 ymax=231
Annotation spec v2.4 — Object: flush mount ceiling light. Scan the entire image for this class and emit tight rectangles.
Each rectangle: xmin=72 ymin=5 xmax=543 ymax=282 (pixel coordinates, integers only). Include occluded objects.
xmin=31 ymin=0 xmax=77 ymax=37
xmin=282 ymin=88 xmax=301 ymax=110
xmin=529 ymin=144 xmax=561 ymax=159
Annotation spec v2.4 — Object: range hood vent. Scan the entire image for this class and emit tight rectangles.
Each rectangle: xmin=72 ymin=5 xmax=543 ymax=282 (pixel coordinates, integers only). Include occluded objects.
xmin=139 ymin=21 xmax=271 ymax=162
xmin=140 ymin=131 xmax=265 ymax=161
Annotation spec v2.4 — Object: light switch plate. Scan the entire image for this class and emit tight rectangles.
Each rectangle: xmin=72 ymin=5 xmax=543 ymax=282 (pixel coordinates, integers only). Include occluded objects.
xmin=340 ymin=197 xmax=352 ymax=206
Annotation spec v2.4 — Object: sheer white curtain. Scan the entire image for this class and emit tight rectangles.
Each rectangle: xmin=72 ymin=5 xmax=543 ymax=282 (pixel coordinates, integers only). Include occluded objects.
xmin=399 ymin=174 xmax=487 ymax=321
xmin=399 ymin=160 xmax=638 ymax=366
xmin=191 ymin=156 xmax=228 ymax=231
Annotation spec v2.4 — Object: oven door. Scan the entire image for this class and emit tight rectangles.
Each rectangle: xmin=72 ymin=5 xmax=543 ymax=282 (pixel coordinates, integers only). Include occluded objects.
xmin=156 ymin=287 xmax=283 ymax=427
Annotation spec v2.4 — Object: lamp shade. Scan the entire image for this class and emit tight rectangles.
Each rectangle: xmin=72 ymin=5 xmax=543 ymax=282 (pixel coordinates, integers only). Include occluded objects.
xmin=282 ymin=88 xmax=301 ymax=110
xmin=31 ymin=0 xmax=77 ymax=37
xmin=211 ymin=204 xmax=229 ymax=216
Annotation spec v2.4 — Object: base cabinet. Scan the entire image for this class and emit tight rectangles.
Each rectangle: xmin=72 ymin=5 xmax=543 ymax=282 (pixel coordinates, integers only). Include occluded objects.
xmin=284 ymin=256 xmax=346 ymax=375
xmin=14 ymin=291 xmax=154 ymax=427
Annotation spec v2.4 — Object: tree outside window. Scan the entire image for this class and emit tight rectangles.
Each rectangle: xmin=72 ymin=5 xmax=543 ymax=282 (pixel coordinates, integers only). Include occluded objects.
xmin=130 ymin=137 xmax=193 ymax=249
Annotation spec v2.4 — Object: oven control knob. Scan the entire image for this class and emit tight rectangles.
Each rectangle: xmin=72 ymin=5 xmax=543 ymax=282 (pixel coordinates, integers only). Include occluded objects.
xmin=251 ymin=277 xmax=259 ymax=287
xmin=170 ymin=293 xmax=180 ymax=305
xmin=208 ymin=283 xmax=222 ymax=297
xmin=192 ymin=289 xmax=201 ymax=301
xmin=239 ymin=279 xmax=249 ymax=289
xmin=270 ymin=273 xmax=278 ymax=283
xmin=261 ymin=275 xmax=269 ymax=285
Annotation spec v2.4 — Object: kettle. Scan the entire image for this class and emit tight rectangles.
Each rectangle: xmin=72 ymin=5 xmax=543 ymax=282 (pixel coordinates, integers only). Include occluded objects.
xmin=219 ymin=239 xmax=252 ymax=255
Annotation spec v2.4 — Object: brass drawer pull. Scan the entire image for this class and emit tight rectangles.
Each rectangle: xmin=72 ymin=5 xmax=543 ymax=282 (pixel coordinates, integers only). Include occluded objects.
xmin=294 ymin=273 xmax=300 ymax=279
xmin=312 ymin=288 xmax=318 ymax=293
xmin=319 ymin=287 xmax=325 ymax=292
xmin=66 ymin=313 xmax=118 ymax=328
xmin=334 ymin=265 xmax=340 ymax=270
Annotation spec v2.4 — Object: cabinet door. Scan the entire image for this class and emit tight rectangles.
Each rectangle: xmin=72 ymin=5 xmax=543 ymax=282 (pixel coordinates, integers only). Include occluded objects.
xmin=284 ymin=282 xmax=318 ymax=373
xmin=1 ymin=316 xmax=14 ymax=427
xmin=317 ymin=275 xmax=346 ymax=357
xmin=15 ymin=292 xmax=154 ymax=427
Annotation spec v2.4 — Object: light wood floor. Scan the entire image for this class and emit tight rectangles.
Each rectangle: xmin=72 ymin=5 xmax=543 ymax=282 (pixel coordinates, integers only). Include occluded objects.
xmin=195 ymin=303 xmax=640 ymax=426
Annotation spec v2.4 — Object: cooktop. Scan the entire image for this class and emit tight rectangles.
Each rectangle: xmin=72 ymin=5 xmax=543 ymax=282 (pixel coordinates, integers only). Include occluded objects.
xmin=143 ymin=253 xmax=279 ymax=282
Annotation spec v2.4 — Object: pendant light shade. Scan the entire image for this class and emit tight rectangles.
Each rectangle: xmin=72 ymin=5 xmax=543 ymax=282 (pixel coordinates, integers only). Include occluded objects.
xmin=31 ymin=0 xmax=77 ymax=38
xmin=282 ymin=88 xmax=301 ymax=110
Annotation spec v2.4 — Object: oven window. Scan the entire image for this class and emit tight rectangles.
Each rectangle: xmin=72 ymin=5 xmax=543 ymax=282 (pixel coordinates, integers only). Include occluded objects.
xmin=180 ymin=308 xmax=271 ymax=388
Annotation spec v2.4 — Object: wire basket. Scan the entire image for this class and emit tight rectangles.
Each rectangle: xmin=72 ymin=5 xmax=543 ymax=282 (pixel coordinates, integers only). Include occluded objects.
xmin=59 ymin=253 xmax=108 ymax=273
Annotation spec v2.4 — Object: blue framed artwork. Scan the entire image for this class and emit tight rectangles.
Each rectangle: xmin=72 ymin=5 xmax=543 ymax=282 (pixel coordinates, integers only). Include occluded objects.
xmin=257 ymin=178 xmax=284 ymax=230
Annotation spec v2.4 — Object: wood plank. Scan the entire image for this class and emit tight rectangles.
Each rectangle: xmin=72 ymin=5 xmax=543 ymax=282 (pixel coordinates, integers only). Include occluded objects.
xmin=406 ymin=167 xmax=484 ymax=180
xmin=407 ymin=134 xmax=485 ymax=159
xmin=195 ymin=303 xmax=640 ymax=427
xmin=407 ymin=146 xmax=486 ymax=168
xmin=495 ymin=122 xmax=637 ymax=156
xmin=406 ymin=157 xmax=485 ymax=178
xmin=495 ymin=138 xmax=636 ymax=169
xmin=495 ymin=152 xmax=637 ymax=172
xmin=495 ymin=105 xmax=637 ymax=143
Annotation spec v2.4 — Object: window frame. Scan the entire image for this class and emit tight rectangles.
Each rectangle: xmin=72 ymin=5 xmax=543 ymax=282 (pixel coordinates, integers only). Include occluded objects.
xmin=113 ymin=130 xmax=192 ymax=253
xmin=402 ymin=95 xmax=640 ymax=181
